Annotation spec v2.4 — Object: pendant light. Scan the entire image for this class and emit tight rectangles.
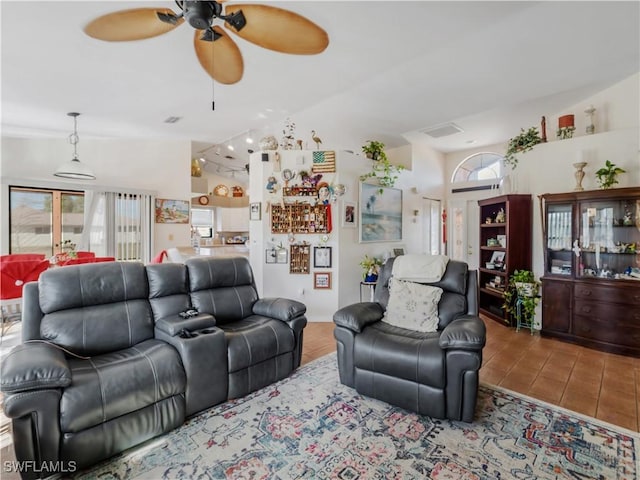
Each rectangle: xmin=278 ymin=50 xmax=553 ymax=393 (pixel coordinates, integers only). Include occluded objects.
xmin=54 ymin=112 xmax=96 ymax=180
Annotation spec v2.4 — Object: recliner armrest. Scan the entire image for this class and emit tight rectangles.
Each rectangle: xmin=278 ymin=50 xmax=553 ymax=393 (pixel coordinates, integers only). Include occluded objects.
xmin=333 ymin=302 xmax=384 ymax=333
xmin=155 ymin=313 xmax=216 ymax=337
xmin=1 ymin=342 xmax=71 ymax=393
xmin=439 ymin=315 xmax=486 ymax=350
xmin=253 ymin=298 xmax=306 ymax=322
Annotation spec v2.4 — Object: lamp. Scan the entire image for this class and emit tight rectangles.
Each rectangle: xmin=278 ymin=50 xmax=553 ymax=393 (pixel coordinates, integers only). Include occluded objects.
xmin=54 ymin=112 xmax=96 ymax=180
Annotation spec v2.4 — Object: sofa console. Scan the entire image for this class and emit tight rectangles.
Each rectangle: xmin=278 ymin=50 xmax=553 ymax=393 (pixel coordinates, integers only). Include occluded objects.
xmin=1 ymin=257 xmax=307 ymax=478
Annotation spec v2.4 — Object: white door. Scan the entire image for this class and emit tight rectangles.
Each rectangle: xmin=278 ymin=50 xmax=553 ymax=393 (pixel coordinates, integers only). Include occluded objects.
xmin=421 ymin=198 xmax=442 ymax=255
xmin=447 ymin=199 xmax=480 ymax=270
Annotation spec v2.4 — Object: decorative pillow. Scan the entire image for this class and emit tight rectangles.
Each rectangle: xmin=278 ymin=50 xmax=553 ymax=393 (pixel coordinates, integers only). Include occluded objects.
xmin=382 ymin=278 xmax=443 ymax=332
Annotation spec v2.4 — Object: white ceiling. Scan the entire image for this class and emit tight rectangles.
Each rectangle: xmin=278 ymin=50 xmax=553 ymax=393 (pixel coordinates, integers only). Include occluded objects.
xmin=2 ymin=1 xmax=639 ymax=179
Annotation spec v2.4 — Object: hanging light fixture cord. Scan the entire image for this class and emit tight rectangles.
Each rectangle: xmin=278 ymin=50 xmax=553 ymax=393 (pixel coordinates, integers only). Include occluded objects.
xmin=69 ymin=112 xmax=80 ymax=159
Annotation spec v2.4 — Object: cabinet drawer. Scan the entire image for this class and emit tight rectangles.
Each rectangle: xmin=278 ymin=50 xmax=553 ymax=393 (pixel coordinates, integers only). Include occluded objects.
xmin=573 ymin=313 xmax=640 ymax=348
xmin=574 ymin=283 xmax=640 ymax=305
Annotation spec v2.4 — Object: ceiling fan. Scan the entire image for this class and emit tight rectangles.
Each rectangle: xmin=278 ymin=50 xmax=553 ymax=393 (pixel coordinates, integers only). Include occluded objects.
xmin=84 ymin=1 xmax=329 ymax=85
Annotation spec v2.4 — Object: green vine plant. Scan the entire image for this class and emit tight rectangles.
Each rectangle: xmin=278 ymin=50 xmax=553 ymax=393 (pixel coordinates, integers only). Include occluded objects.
xmin=359 ymin=140 xmax=405 ymax=193
xmin=595 ymin=160 xmax=625 ymax=189
xmin=503 ymin=269 xmax=540 ymax=325
xmin=504 ymin=127 xmax=542 ymax=169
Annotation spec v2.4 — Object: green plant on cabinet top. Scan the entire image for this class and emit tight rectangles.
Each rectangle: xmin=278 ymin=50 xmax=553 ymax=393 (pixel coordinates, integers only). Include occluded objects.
xmin=595 ymin=160 xmax=626 ymax=189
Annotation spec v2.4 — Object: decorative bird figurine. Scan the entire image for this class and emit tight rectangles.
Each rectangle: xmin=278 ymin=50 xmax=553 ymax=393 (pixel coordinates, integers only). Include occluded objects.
xmin=311 ymin=130 xmax=322 ymax=150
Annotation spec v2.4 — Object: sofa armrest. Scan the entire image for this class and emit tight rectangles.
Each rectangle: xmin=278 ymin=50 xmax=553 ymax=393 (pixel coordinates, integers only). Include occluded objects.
xmin=439 ymin=315 xmax=486 ymax=350
xmin=333 ymin=302 xmax=384 ymax=333
xmin=1 ymin=342 xmax=71 ymax=393
xmin=155 ymin=313 xmax=216 ymax=337
xmin=253 ymin=298 xmax=306 ymax=322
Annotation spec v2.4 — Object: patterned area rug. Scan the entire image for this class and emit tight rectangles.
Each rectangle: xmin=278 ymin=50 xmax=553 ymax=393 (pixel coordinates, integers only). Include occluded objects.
xmin=75 ymin=353 xmax=639 ymax=479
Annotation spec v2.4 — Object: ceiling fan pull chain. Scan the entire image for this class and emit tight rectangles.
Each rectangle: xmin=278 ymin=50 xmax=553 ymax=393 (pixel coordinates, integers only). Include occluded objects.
xmin=211 ymin=28 xmax=215 ymax=111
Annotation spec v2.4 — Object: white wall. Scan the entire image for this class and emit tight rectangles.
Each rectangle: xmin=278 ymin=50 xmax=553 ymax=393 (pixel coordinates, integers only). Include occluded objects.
xmin=247 ymin=146 xmax=447 ymax=322
xmin=442 ymin=72 xmax=640 ymax=328
xmin=1 ymin=137 xmax=192 ymax=256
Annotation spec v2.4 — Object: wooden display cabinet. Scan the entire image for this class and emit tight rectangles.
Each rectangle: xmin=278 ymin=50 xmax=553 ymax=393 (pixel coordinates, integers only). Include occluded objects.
xmin=541 ymin=187 xmax=640 ymax=356
xmin=271 ymin=203 xmax=331 ymax=234
xmin=477 ymin=194 xmax=532 ymax=326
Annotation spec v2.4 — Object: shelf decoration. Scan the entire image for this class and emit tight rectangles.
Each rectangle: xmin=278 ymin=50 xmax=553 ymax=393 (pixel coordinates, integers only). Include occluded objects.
xmin=557 ymin=114 xmax=576 ymax=139
xmin=595 ymin=160 xmax=625 ymax=189
xmin=290 ymin=244 xmax=310 ymax=274
xmin=584 ymin=105 xmax=596 ymax=135
xmin=504 ymin=126 xmax=541 ymax=169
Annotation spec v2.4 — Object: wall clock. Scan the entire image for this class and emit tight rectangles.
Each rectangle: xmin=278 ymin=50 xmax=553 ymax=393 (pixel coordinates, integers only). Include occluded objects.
xmin=198 ymin=195 xmax=209 ymax=205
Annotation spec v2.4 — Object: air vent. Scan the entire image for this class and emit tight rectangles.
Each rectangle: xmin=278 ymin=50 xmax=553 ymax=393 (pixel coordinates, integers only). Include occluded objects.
xmin=164 ymin=116 xmax=182 ymax=124
xmin=420 ymin=122 xmax=464 ymax=138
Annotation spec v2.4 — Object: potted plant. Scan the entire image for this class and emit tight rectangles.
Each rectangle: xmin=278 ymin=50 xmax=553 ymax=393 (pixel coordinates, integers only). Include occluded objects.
xmin=503 ymin=269 xmax=540 ymax=326
xmin=504 ymin=127 xmax=542 ymax=169
xmin=361 ymin=140 xmax=387 ymax=161
xmin=595 ymin=160 xmax=626 ymax=189
xmin=359 ymin=254 xmax=383 ymax=282
xmin=359 ymin=140 xmax=405 ymax=193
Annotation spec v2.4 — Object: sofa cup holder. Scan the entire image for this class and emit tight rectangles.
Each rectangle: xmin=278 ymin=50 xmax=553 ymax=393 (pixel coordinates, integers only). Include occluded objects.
xmin=199 ymin=328 xmax=216 ymax=334
xmin=178 ymin=329 xmax=199 ymax=339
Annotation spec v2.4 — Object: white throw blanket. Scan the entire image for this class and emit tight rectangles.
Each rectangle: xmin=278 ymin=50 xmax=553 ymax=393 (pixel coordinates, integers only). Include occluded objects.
xmin=392 ymin=254 xmax=449 ymax=283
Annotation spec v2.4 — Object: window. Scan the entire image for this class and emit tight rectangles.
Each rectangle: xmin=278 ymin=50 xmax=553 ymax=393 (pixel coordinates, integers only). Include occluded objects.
xmin=9 ymin=187 xmax=84 ymax=256
xmin=452 ymin=152 xmax=504 ymax=185
xmin=192 ymin=208 xmax=214 ymax=238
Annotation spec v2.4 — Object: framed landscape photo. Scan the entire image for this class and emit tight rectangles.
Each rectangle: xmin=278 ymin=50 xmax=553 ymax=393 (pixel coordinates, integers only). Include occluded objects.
xmin=342 ymin=201 xmax=357 ymax=228
xmin=314 ymin=272 xmax=332 ymax=289
xmin=313 ymin=246 xmax=332 ymax=268
xmin=155 ymin=199 xmax=189 ymax=224
xmin=359 ymin=183 xmax=402 ymax=243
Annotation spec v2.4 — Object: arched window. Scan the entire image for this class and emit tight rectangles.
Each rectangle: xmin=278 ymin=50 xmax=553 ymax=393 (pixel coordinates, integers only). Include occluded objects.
xmin=452 ymin=152 xmax=504 ymax=184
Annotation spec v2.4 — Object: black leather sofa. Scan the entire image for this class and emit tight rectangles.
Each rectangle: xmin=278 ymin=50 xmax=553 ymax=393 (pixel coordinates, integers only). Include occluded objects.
xmin=1 ymin=257 xmax=306 ymax=478
xmin=333 ymin=257 xmax=486 ymax=422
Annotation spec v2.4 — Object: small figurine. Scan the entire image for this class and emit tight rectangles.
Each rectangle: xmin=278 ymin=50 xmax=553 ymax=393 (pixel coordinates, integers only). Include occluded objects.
xmin=311 ymin=130 xmax=322 ymax=150
xmin=495 ymin=208 xmax=506 ymax=223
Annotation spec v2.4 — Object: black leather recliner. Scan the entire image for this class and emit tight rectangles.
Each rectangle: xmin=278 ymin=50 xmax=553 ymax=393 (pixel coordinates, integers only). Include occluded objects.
xmin=333 ymin=257 xmax=486 ymax=422
xmin=1 ymin=262 xmax=186 ymax=474
xmin=186 ymin=256 xmax=307 ymax=398
xmin=1 ymin=257 xmax=307 ymax=478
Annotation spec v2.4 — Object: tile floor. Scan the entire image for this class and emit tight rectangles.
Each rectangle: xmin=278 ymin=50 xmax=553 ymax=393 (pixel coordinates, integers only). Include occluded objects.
xmin=304 ymin=318 xmax=640 ymax=432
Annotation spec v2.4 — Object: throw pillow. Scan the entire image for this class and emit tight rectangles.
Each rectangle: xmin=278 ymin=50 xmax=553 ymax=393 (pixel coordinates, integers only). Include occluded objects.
xmin=382 ymin=278 xmax=443 ymax=332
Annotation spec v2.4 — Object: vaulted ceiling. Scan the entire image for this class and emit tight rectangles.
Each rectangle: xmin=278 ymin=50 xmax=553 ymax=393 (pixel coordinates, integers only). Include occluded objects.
xmin=2 ymin=1 xmax=638 ymax=179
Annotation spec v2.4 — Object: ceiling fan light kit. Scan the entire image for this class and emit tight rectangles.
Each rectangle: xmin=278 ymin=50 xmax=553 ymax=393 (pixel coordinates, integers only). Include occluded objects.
xmin=54 ymin=112 xmax=96 ymax=181
xmin=84 ymin=1 xmax=329 ymax=85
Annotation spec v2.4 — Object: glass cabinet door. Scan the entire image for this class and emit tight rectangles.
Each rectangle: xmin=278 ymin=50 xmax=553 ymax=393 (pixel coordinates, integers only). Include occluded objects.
xmin=578 ymin=198 xmax=639 ymax=279
xmin=546 ymin=203 xmax=573 ymax=276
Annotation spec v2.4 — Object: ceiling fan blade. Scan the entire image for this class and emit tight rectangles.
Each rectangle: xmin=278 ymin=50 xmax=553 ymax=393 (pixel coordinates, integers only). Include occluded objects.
xmin=223 ymin=4 xmax=329 ymax=55
xmin=84 ymin=8 xmax=184 ymax=41
xmin=194 ymin=27 xmax=244 ymax=84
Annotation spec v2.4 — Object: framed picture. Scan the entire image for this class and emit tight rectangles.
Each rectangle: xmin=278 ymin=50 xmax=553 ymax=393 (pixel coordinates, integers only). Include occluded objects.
xmin=359 ymin=183 xmax=402 ymax=243
xmin=155 ymin=199 xmax=189 ymax=224
xmin=265 ymin=249 xmax=277 ymax=264
xmin=490 ymin=251 xmax=505 ymax=264
xmin=276 ymin=248 xmax=288 ymax=264
xmin=313 ymin=246 xmax=332 ymax=268
xmin=250 ymin=202 xmax=261 ymax=221
xmin=393 ymin=247 xmax=405 ymax=256
xmin=266 ymin=248 xmax=288 ymax=264
xmin=342 ymin=201 xmax=357 ymax=228
xmin=314 ymin=272 xmax=332 ymax=289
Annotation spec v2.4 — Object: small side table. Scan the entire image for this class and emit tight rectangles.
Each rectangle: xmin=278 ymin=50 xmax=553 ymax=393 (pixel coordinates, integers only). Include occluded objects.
xmin=360 ymin=281 xmax=377 ymax=302
xmin=515 ymin=296 xmax=536 ymax=335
